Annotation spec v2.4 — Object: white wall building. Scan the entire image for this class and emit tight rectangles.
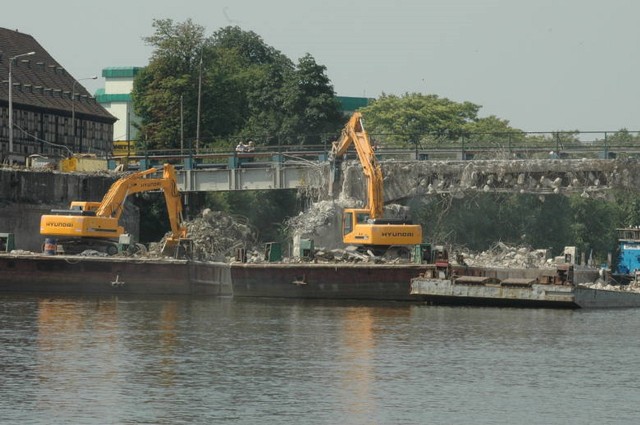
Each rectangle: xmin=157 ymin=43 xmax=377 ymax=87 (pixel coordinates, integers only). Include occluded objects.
xmin=95 ymin=67 xmax=141 ymax=143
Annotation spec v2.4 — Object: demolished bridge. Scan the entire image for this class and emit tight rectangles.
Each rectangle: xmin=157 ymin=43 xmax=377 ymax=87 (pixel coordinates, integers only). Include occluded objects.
xmin=335 ymin=158 xmax=640 ymax=203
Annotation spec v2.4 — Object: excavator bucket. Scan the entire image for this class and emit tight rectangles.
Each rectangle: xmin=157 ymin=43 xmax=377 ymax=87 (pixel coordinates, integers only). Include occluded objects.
xmin=161 ymin=237 xmax=193 ymax=259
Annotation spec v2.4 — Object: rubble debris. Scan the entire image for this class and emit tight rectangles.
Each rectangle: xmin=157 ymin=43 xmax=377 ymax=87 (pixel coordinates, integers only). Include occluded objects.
xmin=79 ymin=250 xmax=108 ymax=257
xmin=284 ymin=199 xmax=348 ymax=250
xmin=459 ymin=242 xmax=551 ymax=269
xmin=581 ymin=280 xmax=640 ymax=294
xmin=152 ymin=208 xmax=258 ymax=261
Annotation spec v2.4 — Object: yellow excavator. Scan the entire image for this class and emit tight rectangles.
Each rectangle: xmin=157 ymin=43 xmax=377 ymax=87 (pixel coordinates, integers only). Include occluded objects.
xmin=331 ymin=112 xmax=423 ymax=256
xmin=40 ymin=163 xmax=188 ymax=256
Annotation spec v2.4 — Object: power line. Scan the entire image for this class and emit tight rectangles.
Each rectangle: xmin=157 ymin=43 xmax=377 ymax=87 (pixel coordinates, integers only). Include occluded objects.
xmin=13 ymin=124 xmax=73 ymax=156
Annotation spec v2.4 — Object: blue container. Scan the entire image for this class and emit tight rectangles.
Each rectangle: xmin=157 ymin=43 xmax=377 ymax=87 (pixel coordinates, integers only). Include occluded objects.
xmin=43 ymin=238 xmax=57 ymax=255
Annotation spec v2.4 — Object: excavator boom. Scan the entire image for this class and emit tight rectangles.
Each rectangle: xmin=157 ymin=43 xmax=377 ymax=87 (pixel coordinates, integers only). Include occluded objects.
xmin=332 ymin=112 xmax=384 ymax=218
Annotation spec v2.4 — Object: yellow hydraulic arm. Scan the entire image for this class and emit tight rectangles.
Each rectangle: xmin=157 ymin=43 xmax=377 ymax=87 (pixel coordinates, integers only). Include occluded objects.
xmin=94 ymin=163 xmax=187 ymax=245
xmin=331 ymin=112 xmax=384 ymax=219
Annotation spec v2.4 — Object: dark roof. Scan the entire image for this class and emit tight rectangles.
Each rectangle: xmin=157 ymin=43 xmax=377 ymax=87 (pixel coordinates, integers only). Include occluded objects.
xmin=0 ymin=27 xmax=116 ymax=123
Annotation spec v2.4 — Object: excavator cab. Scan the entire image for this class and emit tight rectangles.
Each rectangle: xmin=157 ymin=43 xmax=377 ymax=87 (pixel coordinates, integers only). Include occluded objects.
xmin=342 ymin=207 xmax=422 ymax=253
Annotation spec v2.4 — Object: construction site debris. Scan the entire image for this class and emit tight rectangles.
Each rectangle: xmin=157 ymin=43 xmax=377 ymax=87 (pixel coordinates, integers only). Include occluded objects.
xmin=457 ymin=242 xmax=551 ymax=269
xmin=581 ymin=280 xmax=640 ymax=294
xmin=152 ymin=208 xmax=258 ymax=262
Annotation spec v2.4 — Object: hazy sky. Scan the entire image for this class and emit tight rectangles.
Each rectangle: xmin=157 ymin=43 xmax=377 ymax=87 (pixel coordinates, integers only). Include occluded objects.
xmin=4 ymin=0 xmax=639 ymax=132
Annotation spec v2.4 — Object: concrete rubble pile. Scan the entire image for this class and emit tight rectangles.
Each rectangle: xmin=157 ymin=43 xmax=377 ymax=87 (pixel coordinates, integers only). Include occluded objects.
xmin=285 ymin=199 xmax=348 ymax=251
xmin=457 ymin=242 xmax=551 ymax=269
xmin=581 ymin=280 xmax=640 ymax=294
xmin=152 ymin=208 xmax=258 ymax=262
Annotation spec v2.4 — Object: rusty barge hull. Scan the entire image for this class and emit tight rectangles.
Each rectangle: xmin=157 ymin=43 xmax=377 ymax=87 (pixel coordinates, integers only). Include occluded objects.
xmin=230 ymin=263 xmax=605 ymax=303
xmin=410 ymin=278 xmax=640 ymax=309
xmin=231 ymin=263 xmax=485 ymax=301
xmin=0 ymin=253 xmax=231 ymax=295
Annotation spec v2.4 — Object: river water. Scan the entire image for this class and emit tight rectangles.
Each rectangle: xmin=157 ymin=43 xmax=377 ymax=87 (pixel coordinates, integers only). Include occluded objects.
xmin=1 ymin=294 xmax=639 ymax=425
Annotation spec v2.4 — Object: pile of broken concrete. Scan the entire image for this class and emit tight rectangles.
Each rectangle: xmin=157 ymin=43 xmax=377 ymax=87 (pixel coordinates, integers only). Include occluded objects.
xmin=457 ymin=242 xmax=552 ymax=269
xmin=152 ymin=208 xmax=258 ymax=261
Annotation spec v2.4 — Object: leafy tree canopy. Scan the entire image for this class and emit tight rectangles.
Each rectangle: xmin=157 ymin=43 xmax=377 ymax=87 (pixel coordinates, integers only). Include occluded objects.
xmin=360 ymin=93 xmax=484 ymax=146
xmin=132 ymin=20 xmax=343 ymax=150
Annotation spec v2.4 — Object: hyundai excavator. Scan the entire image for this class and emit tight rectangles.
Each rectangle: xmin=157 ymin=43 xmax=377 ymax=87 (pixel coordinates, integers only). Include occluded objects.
xmin=331 ymin=112 xmax=423 ymax=256
xmin=40 ymin=163 xmax=188 ymax=256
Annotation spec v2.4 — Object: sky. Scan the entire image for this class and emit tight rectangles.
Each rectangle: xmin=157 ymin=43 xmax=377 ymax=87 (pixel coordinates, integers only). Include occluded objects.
xmin=4 ymin=0 xmax=640 ymax=132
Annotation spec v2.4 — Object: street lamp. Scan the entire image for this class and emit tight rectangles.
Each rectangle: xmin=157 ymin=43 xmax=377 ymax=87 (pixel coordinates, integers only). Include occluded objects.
xmin=8 ymin=51 xmax=35 ymax=154
xmin=71 ymin=75 xmax=97 ymax=152
xmin=196 ymin=53 xmax=203 ymax=154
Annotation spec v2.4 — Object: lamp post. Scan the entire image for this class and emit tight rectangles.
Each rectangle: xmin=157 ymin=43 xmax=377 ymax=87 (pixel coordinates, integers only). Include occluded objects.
xmin=8 ymin=51 xmax=35 ymax=154
xmin=196 ymin=53 xmax=202 ymax=154
xmin=71 ymin=75 xmax=97 ymax=152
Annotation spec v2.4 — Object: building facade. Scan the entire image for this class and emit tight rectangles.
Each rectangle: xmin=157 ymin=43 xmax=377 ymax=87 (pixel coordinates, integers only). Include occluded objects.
xmin=95 ymin=67 xmax=141 ymax=145
xmin=0 ymin=27 xmax=116 ymax=163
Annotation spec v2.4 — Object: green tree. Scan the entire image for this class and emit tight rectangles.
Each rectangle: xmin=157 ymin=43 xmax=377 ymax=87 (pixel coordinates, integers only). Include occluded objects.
xmin=463 ymin=115 xmax=524 ymax=147
xmin=209 ymin=26 xmax=294 ymax=146
xmin=605 ymin=129 xmax=638 ymax=148
xmin=133 ymin=18 xmax=209 ymax=150
xmin=279 ymin=54 xmax=343 ymax=145
xmin=360 ymin=93 xmax=481 ymax=147
xmin=568 ymin=194 xmax=618 ymax=262
xmin=133 ymin=21 xmax=342 ymax=150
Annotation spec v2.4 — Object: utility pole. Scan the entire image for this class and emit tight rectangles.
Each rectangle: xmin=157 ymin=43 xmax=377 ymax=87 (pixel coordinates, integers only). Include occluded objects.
xmin=196 ymin=53 xmax=203 ymax=154
xmin=180 ymin=94 xmax=184 ymax=155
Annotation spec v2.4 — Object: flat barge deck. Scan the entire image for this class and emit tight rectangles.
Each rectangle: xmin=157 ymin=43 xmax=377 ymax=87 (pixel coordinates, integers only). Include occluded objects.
xmin=410 ymin=275 xmax=640 ymax=309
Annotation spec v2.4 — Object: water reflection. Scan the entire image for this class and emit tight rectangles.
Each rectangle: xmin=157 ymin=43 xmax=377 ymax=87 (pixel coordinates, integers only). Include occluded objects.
xmin=1 ymin=295 xmax=639 ymax=424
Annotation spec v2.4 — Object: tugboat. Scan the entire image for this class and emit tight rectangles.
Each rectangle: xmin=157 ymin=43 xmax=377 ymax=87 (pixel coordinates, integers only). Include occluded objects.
xmin=611 ymin=227 xmax=640 ymax=284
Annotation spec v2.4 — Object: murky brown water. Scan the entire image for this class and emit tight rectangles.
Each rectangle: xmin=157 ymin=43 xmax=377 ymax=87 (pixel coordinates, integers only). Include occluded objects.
xmin=1 ymin=294 xmax=639 ymax=424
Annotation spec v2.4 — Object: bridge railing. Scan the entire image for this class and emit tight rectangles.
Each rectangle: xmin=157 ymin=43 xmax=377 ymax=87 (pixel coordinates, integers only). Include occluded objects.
xmin=108 ymin=129 xmax=640 ymax=170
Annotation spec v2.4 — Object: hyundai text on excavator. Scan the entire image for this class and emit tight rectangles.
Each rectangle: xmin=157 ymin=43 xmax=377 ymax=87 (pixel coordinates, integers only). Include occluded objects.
xmin=331 ymin=112 xmax=423 ymax=256
xmin=40 ymin=163 xmax=188 ymax=256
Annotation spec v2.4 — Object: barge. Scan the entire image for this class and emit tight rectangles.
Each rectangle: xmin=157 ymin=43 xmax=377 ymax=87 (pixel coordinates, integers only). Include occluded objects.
xmin=409 ymin=265 xmax=640 ymax=309
xmin=0 ymin=252 xmax=231 ymax=295
xmin=4 ymin=252 xmax=638 ymax=309
xmin=231 ymin=262 xmax=434 ymax=300
xmin=229 ymin=261 xmax=553 ymax=301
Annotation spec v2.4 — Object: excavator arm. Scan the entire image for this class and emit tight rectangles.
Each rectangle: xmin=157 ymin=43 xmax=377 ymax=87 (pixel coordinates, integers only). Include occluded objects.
xmin=331 ymin=112 xmax=384 ymax=218
xmin=95 ymin=164 xmax=187 ymax=244
xmin=157 ymin=164 xmax=188 ymax=250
